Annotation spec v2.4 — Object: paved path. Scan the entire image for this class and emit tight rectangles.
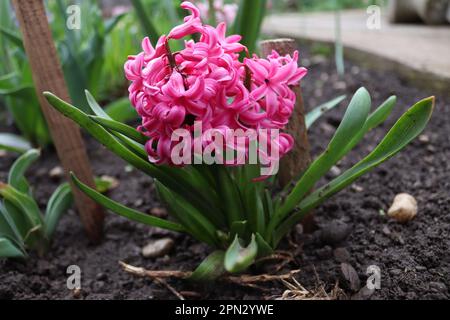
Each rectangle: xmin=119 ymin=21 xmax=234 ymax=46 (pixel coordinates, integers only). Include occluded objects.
xmin=263 ymin=10 xmax=450 ymax=86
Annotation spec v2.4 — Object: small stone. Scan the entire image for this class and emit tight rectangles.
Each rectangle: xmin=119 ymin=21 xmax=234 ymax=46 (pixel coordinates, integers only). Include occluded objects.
xmin=295 ymin=223 xmax=304 ymax=235
xmin=351 ymin=66 xmax=360 ymax=75
xmin=320 ymin=220 xmax=351 ymax=245
xmin=382 ymin=226 xmax=391 ymax=236
xmin=316 ymin=245 xmax=333 ymax=259
xmin=330 ymin=165 xmax=342 ymax=177
xmin=387 ymin=193 xmax=418 ymax=223
xmin=49 ymin=166 xmax=64 ymax=180
xmin=429 ymin=282 xmax=447 ymax=293
xmin=340 ymin=263 xmax=361 ymax=292
xmin=352 ymin=184 xmax=364 ymax=192
xmin=0 ymin=150 xmax=7 ymax=158
xmin=36 ymin=168 xmax=47 ymax=177
xmin=72 ymin=288 xmax=83 ymax=299
xmin=96 ymin=272 xmax=108 ymax=281
xmin=418 ymin=134 xmax=430 ymax=143
xmin=134 ymin=198 xmax=144 ymax=207
xmin=334 ymin=247 xmax=351 ymax=263
xmin=142 ymin=238 xmax=174 ymax=258
xmin=333 ymin=81 xmax=347 ymax=90
xmin=311 ymin=55 xmax=327 ymax=65
xmin=150 ymin=207 xmax=168 ymax=218
xmin=389 ymin=268 xmax=402 ymax=276
xmin=320 ymin=72 xmax=329 ymax=82
xmin=416 ymin=265 xmax=427 ymax=271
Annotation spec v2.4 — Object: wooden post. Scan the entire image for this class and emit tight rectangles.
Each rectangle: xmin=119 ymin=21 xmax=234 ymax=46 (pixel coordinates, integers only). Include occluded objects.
xmin=260 ymin=38 xmax=311 ymax=187
xmin=261 ymin=38 xmax=314 ymax=232
xmin=12 ymin=0 xmax=104 ymax=243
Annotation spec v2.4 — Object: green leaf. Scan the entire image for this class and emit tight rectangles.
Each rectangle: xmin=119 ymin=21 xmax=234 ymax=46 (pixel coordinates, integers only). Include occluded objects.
xmin=189 ymin=251 xmax=226 ymax=282
xmin=155 ymin=181 xmax=219 ymax=246
xmin=85 ymin=90 xmax=110 ymax=118
xmin=0 ymin=133 xmax=32 ymax=154
xmin=216 ymin=166 xmax=245 ymax=227
xmin=233 ymin=0 xmax=267 ymax=54
xmin=0 ymin=236 xmax=26 ymax=259
xmin=274 ymin=97 xmax=435 ymax=245
xmin=224 ymin=234 xmax=258 ymax=273
xmin=269 ymin=88 xmax=371 ymax=240
xmin=2 ymin=202 xmax=29 ymax=243
xmin=71 ymin=173 xmax=185 ymax=233
xmin=0 ymin=27 xmax=24 ymax=51
xmin=104 ymin=97 xmax=137 ymax=123
xmin=337 ymin=96 xmax=397 ymax=159
xmin=130 ymin=0 xmax=160 ymax=45
xmin=0 ymin=183 xmax=43 ymax=230
xmin=104 ymin=13 xmax=126 ymax=35
xmin=8 ymin=149 xmax=40 ymax=193
xmin=89 ymin=115 xmax=148 ymax=145
xmin=0 ymin=203 xmax=22 ymax=243
xmin=44 ymin=183 xmax=73 ymax=239
xmin=306 ymin=95 xmax=346 ymax=129
xmin=255 ymin=233 xmax=273 ymax=258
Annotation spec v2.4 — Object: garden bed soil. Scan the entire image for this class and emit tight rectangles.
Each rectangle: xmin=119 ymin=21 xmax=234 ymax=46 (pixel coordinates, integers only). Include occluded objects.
xmin=0 ymin=48 xmax=449 ymax=300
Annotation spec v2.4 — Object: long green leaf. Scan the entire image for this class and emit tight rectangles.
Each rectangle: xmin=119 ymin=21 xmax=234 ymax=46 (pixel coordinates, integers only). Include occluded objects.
xmin=104 ymin=97 xmax=137 ymax=123
xmin=268 ymin=88 xmax=371 ymax=240
xmin=89 ymin=115 xmax=148 ymax=144
xmin=71 ymin=173 xmax=185 ymax=233
xmin=155 ymin=181 xmax=219 ymax=246
xmin=130 ymin=0 xmax=160 ymax=44
xmin=0 ymin=203 xmax=22 ymax=243
xmin=44 ymin=183 xmax=73 ymax=239
xmin=274 ymin=97 xmax=434 ymax=244
xmin=0 ymin=27 xmax=24 ymax=51
xmin=0 ymin=133 xmax=32 ymax=154
xmin=216 ymin=166 xmax=245 ymax=227
xmin=8 ymin=149 xmax=40 ymax=193
xmin=0 ymin=236 xmax=26 ymax=259
xmin=224 ymin=234 xmax=258 ymax=273
xmin=234 ymin=0 xmax=267 ymax=54
xmin=189 ymin=250 xmax=226 ymax=282
xmin=0 ymin=183 xmax=43 ymax=229
xmin=306 ymin=95 xmax=346 ymax=129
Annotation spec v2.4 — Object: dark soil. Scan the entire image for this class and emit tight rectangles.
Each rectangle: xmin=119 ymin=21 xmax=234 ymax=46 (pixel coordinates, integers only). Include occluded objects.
xmin=1 ymin=47 xmax=449 ymax=300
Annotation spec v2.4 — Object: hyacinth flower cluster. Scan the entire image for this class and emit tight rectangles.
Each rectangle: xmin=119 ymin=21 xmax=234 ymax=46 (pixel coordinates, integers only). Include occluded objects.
xmin=44 ymin=1 xmax=433 ymax=277
xmin=124 ymin=1 xmax=306 ymax=171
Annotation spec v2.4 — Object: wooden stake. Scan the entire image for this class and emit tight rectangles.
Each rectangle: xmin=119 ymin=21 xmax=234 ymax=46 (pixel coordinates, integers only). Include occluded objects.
xmin=261 ymin=39 xmax=314 ymax=232
xmin=260 ymin=39 xmax=311 ymax=187
xmin=12 ymin=0 xmax=104 ymax=243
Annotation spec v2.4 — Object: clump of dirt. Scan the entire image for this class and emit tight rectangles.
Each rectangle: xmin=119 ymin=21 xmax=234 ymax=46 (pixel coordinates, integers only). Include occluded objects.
xmin=1 ymin=47 xmax=449 ymax=300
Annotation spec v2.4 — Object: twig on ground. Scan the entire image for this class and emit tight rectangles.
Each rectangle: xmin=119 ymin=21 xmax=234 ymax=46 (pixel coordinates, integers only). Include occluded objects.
xmin=119 ymin=261 xmax=301 ymax=287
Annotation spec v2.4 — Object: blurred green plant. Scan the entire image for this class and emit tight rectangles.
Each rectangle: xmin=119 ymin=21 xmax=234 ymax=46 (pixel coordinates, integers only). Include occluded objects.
xmin=0 ymin=0 xmax=137 ymax=148
xmin=0 ymin=150 xmax=73 ymax=258
xmin=233 ymin=0 xmax=267 ymax=54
